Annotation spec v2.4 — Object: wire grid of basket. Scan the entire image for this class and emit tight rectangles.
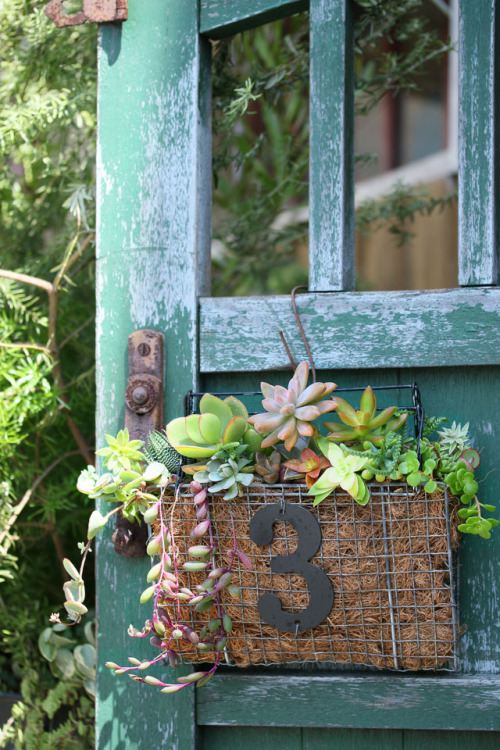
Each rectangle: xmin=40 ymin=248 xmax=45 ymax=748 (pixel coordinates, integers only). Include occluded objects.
xmin=163 ymin=482 xmax=459 ymax=672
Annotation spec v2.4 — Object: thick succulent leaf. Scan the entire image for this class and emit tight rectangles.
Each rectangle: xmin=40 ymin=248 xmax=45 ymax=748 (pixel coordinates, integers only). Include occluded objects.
xmin=260 ymin=426 xmax=282 ymax=448
xmin=369 ymin=406 xmax=396 ymax=429
xmin=284 ymin=431 xmax=300 ymax=452
xmin=260 ymin=382 xmax=275 ymax=399
xmin=326 ymin=442 xmax=345 ymax=465
xmin=341 ymin=474 xmax=358 ymax=497
xmin=238 ymin=472 xmax=254 ymax=486
xmin=294 ymin=405 xmax=321 ymax=421
xmin=185 ymin=414 xmax=205 ymax=444
xmin=294 ymin=361 xmax=309 ymax=392
xmin=316 ymin=436 xmax=330 ymax=459
xmin=198 ymin=413 xmax=222 ymax=444
xmin=337 ymin=410 xmax=360 ymax=427
xmin=332 ymin=397 xmax=358 ymax=419
xmin=315 ymin=400 xmax=337 ymax=415
xmin=359 ymin=386 xmax=377 ymax=419
xmin=296 ymin=382 xmax=327 ymax=407
xmin=311 ymin=489 xmax=333 ymax=506
xmin=175 ymin=443 xmax=218 ymax=458
xmin=324 ymin=425 xmax=358 ymax=441
xmin=242 ymin=427 xmax=262 ymax=452
xmin=166 ymin=417 xmax=190 ymax=448
xmin=261 ymin=398 xmax=280 ymax=413
xmin=273 ymin=385 xmax=289 ymax=406
xmin=224 ymin=396 xmax=248 ymax=419
xmin=310 ymin=466 xmax=343 ymax=491
xmin=322 ymin=382 xmax=337 ymax=397
xmin=277 ymin=417 xmax=296 ymax=442
xmin=200 ymin=394 xmax=232 ymax=432
xmin=368 ymin=434 xmax=386 ymax=447
xmin=346 ymin=454 xmax=368 ymax=473
xmin=296 ymin=420 xmax=315 ymax=437
xmin=460 ymin=448 xmax=481 ymax=468
xmin=356 ymin=482 xmax=370 ymax=506
xmin=223 ymin=416 xmax=247 ymax=444
xmin=224 ymin=484 xmax=239 ymax=500
xmin=384 ymin=412 xmax=408 ymax=433
xmin=209 ymin=476 xmax=235 ymax=492
xmin=248 ymin=412 xmax=284 ymax=433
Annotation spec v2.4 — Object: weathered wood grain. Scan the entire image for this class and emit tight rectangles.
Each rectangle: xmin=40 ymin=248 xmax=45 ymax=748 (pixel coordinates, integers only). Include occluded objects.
xmin=200 ymin=0 xmax=308 ymax=38
xmin=200 ymin=288 xmax=500 ymax=372
xmin=197 ymin=674 xmax=500 ymax=730
xmin=458 ymin=0 xmax=499 ymax=285
xmin=309 ymin=0 xmax=355 ymax=291
xmin=96 ymin=0 xmax=211 ymax=747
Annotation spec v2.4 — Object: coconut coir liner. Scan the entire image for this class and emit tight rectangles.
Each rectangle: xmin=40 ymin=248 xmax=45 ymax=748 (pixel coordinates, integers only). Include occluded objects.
xmin=155 ymin=484 xmax=459 ymax=671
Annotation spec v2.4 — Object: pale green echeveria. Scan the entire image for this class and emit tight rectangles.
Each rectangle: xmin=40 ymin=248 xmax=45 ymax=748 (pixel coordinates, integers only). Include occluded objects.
xmin=194 ymin=455 xmax=254 ymax=501
xmin=166 ymin=394 xmax=259 ymax=459
xmin=308 ymin=439 xmax=370 ymax=506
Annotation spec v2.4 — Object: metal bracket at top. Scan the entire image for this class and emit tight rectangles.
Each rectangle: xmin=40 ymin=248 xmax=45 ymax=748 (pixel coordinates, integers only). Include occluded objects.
xmin=45 ymin=0 xmax=127 ymax=28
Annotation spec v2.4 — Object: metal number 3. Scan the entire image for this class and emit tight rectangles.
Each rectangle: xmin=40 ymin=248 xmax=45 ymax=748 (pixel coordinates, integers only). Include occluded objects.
xmin=249 ymin=503 xmax=334 ymax=634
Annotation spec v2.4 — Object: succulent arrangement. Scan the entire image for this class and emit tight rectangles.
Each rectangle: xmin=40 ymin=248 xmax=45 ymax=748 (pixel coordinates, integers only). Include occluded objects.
xmin=54 ymin=362 xmax=495 ymax=698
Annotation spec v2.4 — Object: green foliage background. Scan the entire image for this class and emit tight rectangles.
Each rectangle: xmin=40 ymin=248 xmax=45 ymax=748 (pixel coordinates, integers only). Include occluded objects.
xmin=0 ymin=1 xmax=452 ymax=746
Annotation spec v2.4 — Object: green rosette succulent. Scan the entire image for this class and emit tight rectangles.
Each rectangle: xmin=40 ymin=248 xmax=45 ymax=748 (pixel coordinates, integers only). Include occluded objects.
xmin=166 ymin=394 xmax=259 ymax=459
xmin=194 ymin=451 xmax=254 ymax=501
xmin=308 ymin=439 xmax=370 ymax=506
xmin=323 ymin=386 xmax=408 ymax=446
xmin=248 ymin=361 xmax=337 ymax=452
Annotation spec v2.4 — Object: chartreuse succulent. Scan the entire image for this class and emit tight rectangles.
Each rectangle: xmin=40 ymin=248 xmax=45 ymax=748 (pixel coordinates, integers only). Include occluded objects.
xmin=323 ymin=386 xmax=408 ymax=446
xmin=308 ymin=438 xmax=370 ymax=506
xmin=166 ymin=394 xmax=259 ymax=459
xmin=248 ymin=361 xmax=337 ymax=451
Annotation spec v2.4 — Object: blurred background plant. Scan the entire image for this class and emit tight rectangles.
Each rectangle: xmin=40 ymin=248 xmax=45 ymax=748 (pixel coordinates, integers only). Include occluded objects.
xmin=0 ymin=0 xmax=454 ymax=745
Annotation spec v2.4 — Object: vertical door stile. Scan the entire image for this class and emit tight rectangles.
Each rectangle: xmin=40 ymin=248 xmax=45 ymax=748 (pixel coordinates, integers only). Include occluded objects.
xmin=95 ymin=0 xmax=210 ymax=747
xmin=458 ymin=0 xmax=499 ymax=286
xmin=309 ymin=0 xmax=355 ymax=292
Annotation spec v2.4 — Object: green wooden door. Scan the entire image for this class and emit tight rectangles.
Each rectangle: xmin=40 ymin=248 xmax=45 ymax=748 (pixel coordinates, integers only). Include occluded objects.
xmin=95 ymin=1 xmax=500 ymax=748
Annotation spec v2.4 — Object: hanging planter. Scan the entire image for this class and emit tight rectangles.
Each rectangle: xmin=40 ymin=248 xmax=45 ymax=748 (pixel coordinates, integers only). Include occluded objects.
xmin=56 ymin=360 xmax=496 ymax=695
xmin=161 ymin=480 xmax=459 ymax=671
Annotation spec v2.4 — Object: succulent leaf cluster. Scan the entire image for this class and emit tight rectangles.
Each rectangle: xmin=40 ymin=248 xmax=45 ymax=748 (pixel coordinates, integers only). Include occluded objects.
xmin=194 ymin=446 xmax=255 ymax=500
xmin=323 ymin=386 xmax=408 ymax=446
xmin=308 ymin=439 xmax=370 ymax=506
xmin=254 ymin=450 xmax=283 ymax=484
xmin=143 ymin=430 xmax=181 ymax=473
xmin=248 ymin=361 xmax=337 ymax=451
xmin=166 ymin=394 xmax=259 ymax=459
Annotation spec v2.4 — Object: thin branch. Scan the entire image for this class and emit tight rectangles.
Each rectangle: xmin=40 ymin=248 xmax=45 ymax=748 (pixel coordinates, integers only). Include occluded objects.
xmin=59 ymin=315 xmax=93 ymax=350
xmin=0 ymin=269 xmax=53 ymax=295
xmin=0 ymin=341 xmax=52 ymax=356
xmin=0 ymin=450 xmax=81 ymax=550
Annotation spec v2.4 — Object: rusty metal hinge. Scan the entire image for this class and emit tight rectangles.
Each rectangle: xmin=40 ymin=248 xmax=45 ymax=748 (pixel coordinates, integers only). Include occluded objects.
xmin=112 ymin=329 xmax=164 ymax=558
xmin=45 ymin=0 xmax=127 ymax=28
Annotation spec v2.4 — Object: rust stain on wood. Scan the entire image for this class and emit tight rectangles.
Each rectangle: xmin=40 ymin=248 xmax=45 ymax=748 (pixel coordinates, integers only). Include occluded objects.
xmin=45 ymin=0 xmax=127 ymax=27
xmin=112 ymin=329 xmax=164 ymax=558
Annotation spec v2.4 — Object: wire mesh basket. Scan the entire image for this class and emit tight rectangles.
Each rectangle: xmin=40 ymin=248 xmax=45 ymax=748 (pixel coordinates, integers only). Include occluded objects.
xmin=163 ymin=481 xmax=460 ymax=672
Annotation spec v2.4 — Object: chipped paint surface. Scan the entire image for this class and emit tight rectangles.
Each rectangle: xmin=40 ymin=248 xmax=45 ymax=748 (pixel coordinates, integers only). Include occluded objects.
xmin=197 ymin=673 xmax=500 ymax=730
xmin=199 ymin=288 xmax=500 ymax=373
xmin=96 ymin=1 xmax=209 ymax=747
xmin=200 ymin=0 xmax=307 ymax=37
xmin=309 ymin=0 xmax=355 ymax=291
xmin=458 ymin=0 xmax=499 ymax=285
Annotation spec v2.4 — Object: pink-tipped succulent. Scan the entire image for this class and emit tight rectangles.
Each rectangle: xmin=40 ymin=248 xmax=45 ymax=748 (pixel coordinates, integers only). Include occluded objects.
xmin=323 ymin=385 xmax=408 ymax=446
xmin=248 ymin=361 xmax=337 ymax=452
